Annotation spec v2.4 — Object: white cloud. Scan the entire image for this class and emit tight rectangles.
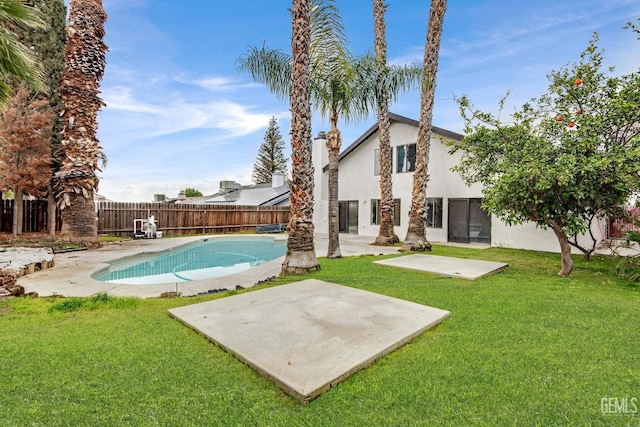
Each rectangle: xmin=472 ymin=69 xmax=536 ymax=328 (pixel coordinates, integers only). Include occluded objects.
xmin=174 ymin=75 xmax=262 ymax=92
xmin=101 ymin=85 xmax=283 ymax=140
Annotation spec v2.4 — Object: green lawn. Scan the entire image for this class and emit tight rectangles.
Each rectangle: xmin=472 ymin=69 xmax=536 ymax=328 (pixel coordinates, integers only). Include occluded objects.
xmin=1 ymin=246 xmax=638 ymax=426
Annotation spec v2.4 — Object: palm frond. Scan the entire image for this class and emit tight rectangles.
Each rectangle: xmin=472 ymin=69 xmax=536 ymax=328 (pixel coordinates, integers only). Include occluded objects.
xmin=236 ymin=45 xmax=292 ymax=101
xmin=0 ymin=0 xmax=45 ymax=28
xmin=310 ymin=0 xmax=349 ymax=76
xmin=0 ymin=80 xmax=10 ymax=103
xmin=0 ymin=0 xmax=46 ymax=104
xmin=351 ymin=54 xmax=422 ymax=113
xmin=0 ymin=31 xmax=46 ymax=103
xmin=385 ymin=62 xmax=423 ymax=102
xmin=238 ymin=0 xmax=419 ymax=127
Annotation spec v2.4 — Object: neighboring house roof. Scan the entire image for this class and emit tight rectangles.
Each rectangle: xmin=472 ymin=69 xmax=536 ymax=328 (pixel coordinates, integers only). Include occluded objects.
xmin=323 ymin=112 xmax=464 ymax=172
xmin=202 ymin=184 xmax=290 ymax=207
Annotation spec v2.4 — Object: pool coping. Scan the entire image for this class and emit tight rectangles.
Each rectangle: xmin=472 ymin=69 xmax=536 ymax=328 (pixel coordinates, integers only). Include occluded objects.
xmin=18 ymin=233 xmax=403 ymax=298
xmin=90 ymin=235 xmax=287 ymax=284
xmin=18 ymin=235 xmax=290 ymax=298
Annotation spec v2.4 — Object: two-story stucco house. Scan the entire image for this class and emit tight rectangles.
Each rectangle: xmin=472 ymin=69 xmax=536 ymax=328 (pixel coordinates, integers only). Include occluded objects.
xmin=313 ymin=112 xmax=606 ymax=253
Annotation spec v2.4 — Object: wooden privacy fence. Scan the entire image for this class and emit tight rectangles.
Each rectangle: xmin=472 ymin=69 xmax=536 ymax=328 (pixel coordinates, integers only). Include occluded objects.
xmin=1 ymin=199 xmax=62 ymax=233
xmin=97 ymin=202 xmax=291 ymax=237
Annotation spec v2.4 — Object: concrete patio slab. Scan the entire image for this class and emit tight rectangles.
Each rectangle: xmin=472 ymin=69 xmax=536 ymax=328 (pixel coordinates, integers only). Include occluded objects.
xmin=374 ymin=254 xmax=508 ymax=280
xmin=168 ymin=279 xmax=450 ymax=402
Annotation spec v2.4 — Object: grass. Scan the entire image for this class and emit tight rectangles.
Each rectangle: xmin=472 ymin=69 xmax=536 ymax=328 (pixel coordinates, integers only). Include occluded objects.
xmin=1 ymin=246 xmax=639 ymax=426
xmin=98 ymin=235 xmax=130 ymax=243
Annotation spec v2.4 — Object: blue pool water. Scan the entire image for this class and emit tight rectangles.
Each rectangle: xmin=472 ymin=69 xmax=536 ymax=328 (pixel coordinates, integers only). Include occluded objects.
xmin=92 ymin=238 xmax=286 ymax=285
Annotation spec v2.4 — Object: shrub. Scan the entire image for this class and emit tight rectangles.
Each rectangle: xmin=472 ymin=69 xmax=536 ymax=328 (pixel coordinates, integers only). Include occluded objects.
xmin=616 ymin=224 xmax=640 ymax=282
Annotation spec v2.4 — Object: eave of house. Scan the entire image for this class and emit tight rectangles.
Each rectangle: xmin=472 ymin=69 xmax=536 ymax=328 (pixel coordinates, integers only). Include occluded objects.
xmin=322 ymin=112 xmax=464 ymax=172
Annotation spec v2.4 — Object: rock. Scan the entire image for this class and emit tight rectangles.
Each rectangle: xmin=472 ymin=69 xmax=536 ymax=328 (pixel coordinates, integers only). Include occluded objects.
xmin=200 ymin=288 xmax=228 ymax=296
xmin=0 ymin=270 xmax=17 ymax=288
xmin=255 ymin=276 xmax=277 ymax=286
xmin=5 ymin=284 xmax=24 ymax=296
xmin=160 ymin=291 xmax=180 ymax=298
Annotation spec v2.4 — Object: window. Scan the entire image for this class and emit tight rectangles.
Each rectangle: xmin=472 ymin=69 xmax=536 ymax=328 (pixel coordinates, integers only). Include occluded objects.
xmin=447 ymin=198 xmax=491 ymax=243
xmin=396 ymin=143 xmax=416 ymax=173
xmin=376 ymin=147 xmax=395 ymax=176
xmin=339 ymin=201 xmax=359 ymax=234
xmin=425 ymin=198 xmax=443 ymax=228
xmin=371 ymin=199 xmax=401 ymax=226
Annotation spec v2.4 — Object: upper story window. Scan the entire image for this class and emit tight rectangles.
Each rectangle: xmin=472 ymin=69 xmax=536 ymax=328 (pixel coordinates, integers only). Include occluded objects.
xmin=396 ymin=143 xmax=416 ymax=173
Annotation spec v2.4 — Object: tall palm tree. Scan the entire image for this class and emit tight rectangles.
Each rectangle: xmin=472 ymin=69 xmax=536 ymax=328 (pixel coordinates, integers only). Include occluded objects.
xmin=0 ymin=0 xmax=45 ymax=105
xmin=239 ymin=0 xmax=419 ymax=259
xmin=372 ymin=0 xmax=398 ymax=245
xmin=279 ymin=0 xmax=318 ymax=274
xmin=55 ymin=0 xmax=107 ymax=244
xmin=240 ymin=0 xmax=355 ymax=260
xmin=313 ymin=0 xmax=360 ymax=259
xmin=401 ymin=0 xmax=447 ymax=251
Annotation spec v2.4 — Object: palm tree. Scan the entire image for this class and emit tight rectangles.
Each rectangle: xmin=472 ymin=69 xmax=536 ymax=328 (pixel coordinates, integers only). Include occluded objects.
xmin=372 ymin=0 xmax=398 ymax=245
xmin=0 ymin=0 xmax=45 ymax=105
xmin=401 ymin=0 xmax=447 ymax=251
xmin=279 ymin=0 xmax=318 ymax=274
xmin=55 ymin=0 xmax=107 ymax=244
xmin=239 ymin=0 xmax=419 ymax=259
xmin=239 ymin=0 xmax=354 ymax=260
xmin=313 ymin=0 xmax=361 ymax=259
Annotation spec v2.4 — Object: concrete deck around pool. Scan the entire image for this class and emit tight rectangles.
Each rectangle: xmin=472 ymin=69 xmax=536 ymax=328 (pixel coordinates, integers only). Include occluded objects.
xmin=17 ymin=234 xmax=401 ymax=298
xmin=374 ymin=254 xmax=508 ymax=280
xmin=168 ymin=279 xmax=450 ymax=402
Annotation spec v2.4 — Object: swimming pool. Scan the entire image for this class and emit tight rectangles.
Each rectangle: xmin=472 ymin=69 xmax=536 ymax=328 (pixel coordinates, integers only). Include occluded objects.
xmin=92 ymin=237 xmax=286 ymax=285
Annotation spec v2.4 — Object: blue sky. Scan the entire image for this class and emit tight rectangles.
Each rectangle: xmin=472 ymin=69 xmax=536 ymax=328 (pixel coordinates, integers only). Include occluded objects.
xmin=85 ymin=0 xmax=639 ymax=201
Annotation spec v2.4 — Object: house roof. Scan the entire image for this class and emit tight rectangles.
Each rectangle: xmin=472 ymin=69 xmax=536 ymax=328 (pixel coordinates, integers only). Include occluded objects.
xmin=323 ymin=112 xmax=464 ymax=172
xmin=203 ymin=184 xmax=290 ymax=206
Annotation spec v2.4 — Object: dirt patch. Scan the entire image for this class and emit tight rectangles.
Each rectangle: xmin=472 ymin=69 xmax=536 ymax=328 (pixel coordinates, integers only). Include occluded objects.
xmin=0 ymin=232 xmax=102 ymax=251
xmin=0 ymin=232 xmax=57 ymax=245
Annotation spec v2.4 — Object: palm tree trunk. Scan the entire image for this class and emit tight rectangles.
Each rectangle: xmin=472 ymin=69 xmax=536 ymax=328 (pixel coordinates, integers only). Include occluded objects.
xmin=326 ymin=110 xmax=342 ymax=258
xmin=373 ymin=0 xmax=399 ymax=246
xmin=59 ymin=191 xmax=97 ymax=242
xmin=281 ymin=0 xmax=319 ymax=275
xmin=55 ymin=0 xmax=107 ymax=245
xmin=402 ymin=0 xmax=447 ymax=252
